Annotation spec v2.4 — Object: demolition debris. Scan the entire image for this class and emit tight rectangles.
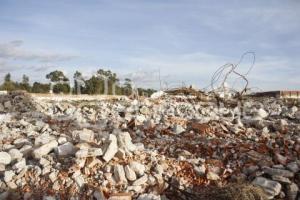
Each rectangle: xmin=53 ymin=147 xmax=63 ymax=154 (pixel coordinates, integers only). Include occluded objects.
xmin=0 ymin=91 xmax=299 ymax=200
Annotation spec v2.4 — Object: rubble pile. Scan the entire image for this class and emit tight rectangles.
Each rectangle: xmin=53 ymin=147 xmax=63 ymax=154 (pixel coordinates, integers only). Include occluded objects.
xmin=0 ymin=93 xmax=299 ymax=199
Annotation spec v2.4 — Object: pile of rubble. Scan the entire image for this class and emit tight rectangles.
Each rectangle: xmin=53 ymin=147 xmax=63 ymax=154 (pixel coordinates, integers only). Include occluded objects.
xmin=0 ymin=92 xmax=299 ymax=199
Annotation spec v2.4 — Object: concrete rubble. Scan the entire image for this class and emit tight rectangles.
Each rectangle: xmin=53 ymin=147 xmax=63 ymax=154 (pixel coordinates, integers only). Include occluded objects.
xmin=0 ymin=92 xmax=299 ymax=199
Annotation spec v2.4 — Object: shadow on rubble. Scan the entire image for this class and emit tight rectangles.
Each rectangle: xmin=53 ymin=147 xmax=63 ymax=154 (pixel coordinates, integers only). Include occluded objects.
xmin=164 ymin=183 xmax=268 ymax=200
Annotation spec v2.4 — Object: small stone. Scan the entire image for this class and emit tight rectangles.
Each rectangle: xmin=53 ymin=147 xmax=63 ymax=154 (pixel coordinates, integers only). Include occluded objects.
xmin=275 ymin=153 xmax=288 ymax=165
xmin=173 ymin=124 xmax=185 ymax=134
xmin=140 ymin=106 xmax=150 ymax=115
xmin=287 ymin=162 xmax=299 ymax=173
xmin=4 ymin=170 xmax=15 ymax=183
xmin=57 ymin=142 xmax=76 ymax=156
xmin=263 ymin=167 xmax=294 ymax=178
xmin=194 ymin=165 xmax=206 ymax=176
xmin=271 ymin=175 xmax=291 ymax=184
xmin=49 ymin=171 xmax=58 ymax=183
xmin=75 ymin=148 xmax=103 ymax=158
xmin=252 ymin=177 xmax=281 ymax=199
xmin=78 ymin=128 xmax=95 ymax=143
xmin=124 ymin=165 xmax=137 ymax=181
xmin=132 ymin=175 xmax=148 ymax=186
xmin=4 ymin=101 xmax=12 ymax=109
xmin=93 ymin=189 xmax=106 ymax=200
xmin=206 ymin=171 xmax=220 ymax=180
xmin=57 ymin=137 xmax=67 ymax=144
xmin=102 ymin=134 xmax=118 ymax=162
xmin=73 ymin=174 xmax=85 ymax=188
xmin=109 ymin=193 xmax=132 ymax=200
xmin=154 ymin=164 xmax=164 ymax=175
xmin=12 ymin=158 xmax=26 ymax=172
xmin=0 ymin=164 xmax=5 ymax=172
xmin=137 ymin=193 xmax=161 ymax=200
xmin=114 ymin=165 xmax=127 ymax=184
xmin=115 ymin=149 xmax=126 ymax=159
xmin=117 ymin=132 xmax=136 ymax=153
xmin=129 ymin=161 xmax=145 ymax=177
xmin=286 ymin=182 xmax=299 ymax=200
xmin=0 ymin=152 xmax=12 ymax=165
xmin=32 ymin=140 xmax=58 ymax=159
xmin=8 ymin=149 xmax=23 ymax=161
xmin=52 ymin=181 xmax=60 ymax=190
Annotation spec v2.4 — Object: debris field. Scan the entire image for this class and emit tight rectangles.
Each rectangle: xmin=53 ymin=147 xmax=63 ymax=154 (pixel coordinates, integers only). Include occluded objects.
xmin=0 ymin=91 xmax=299 ymax=200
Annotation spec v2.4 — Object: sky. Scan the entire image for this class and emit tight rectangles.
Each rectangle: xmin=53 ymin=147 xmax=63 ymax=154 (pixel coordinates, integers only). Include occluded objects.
xmin=0 ymin=0 xmax=300 ymax=90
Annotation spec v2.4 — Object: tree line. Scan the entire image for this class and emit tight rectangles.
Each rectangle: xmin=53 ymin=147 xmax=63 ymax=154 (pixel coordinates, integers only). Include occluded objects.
xmin=0 ymin=69 xmax=156 ymax=96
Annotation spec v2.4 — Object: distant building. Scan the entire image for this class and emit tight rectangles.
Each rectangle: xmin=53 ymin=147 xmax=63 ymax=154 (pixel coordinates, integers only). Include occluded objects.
xmin=253 ymin=91 xmax=300 ymax=99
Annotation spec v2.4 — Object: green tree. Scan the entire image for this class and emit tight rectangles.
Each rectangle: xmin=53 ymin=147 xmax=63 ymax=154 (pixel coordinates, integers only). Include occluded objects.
xmin=18 ymin=74 xmax=31 ymax=92
xmin=46 ymin=70 xmax=70 ymax=94
xmin=31 ymin=82 xmax=50 ymax=93
xmin=1 ymin=73 xmax=16 ymax=91
xmin=46 ymin=70 xmax=69 ymax=82
xmin=73 ymin=71 xmax=84 ymax=94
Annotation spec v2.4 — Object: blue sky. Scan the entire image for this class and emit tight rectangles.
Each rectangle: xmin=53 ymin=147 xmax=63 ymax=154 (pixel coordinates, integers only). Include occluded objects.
xmin=0 ymin=0 xmax=299 ymax=90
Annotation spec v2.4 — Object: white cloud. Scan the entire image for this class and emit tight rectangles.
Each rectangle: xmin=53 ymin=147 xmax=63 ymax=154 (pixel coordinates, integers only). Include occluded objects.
xmin=0 ymin=40 xmax=77 ymax=62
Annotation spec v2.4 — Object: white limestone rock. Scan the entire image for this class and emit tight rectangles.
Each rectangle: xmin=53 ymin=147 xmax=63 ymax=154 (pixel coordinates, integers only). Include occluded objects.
xmin=32 ymin=140 xmax=58 ymax=159
xmin=57 ymin=142 xmax=76 ymax=156
xmin=252 ymin=177 xmax=281 ymax=199
xmin=124 ymin=165 xmax=137 ymax=181
xmin=102 ymin=134 xmax=118 ymax=162
xmin=0 ymin=152 xmax=12 ymax=165
xmin=129 ymin=161 xmax=145 ymax=177
xmin=114 ymin=164 xmax=127 ymax=184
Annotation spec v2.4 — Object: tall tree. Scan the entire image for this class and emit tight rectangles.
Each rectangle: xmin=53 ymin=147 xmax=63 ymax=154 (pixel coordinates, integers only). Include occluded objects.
xmin=18 ymin=74 xmax=31 ymax=91
xmin=1 ymin=73 xmax=15 ymax=91
xmin=46 ymin=70 xmax=70 ymax=94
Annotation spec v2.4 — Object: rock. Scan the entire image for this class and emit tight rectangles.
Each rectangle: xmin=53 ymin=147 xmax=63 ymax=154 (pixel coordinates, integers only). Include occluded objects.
xmin=173 ymin=124 xmax=185 ymax=134
xmin=252 ymin=177 xmax=281 ymax=199
xmin=137 ymin=193 xmax=161 ymax=200
xmin=4 ymin=170 xmax=15 ymax=183
xmin=0 ymin=152 xmax=12 ymax=165
xmin=73 ymin=174 xmax=85 ymax=188
xmin=12 ymin=158 xmax=26 ymax=172
xmin=150 ymin=91 xmax=165 ymax=99
xmin=140 ymin=106 xmax=150 ymax=115
xmin=77 ymin=128 xmax=94 ymax=143
xmin=115 ymin=149 xmax=126 ymax=159
xmin=286 ymin=182 xmax=299 ymax=200
xmin=206 ymin=171 xmax=220 ymax=180
xmin=32 ymin=140 xmax=58 ymax=159
xmin=129 ymin=161 xmax=145 ymax=177
xmin=57 ymin=142 xmax=76 ymax=156
xmin=102 ymin=134 xmax=118 ymax=162
xmin=109 ymin=193 xmax=132 ymax=200
xmin=275 ymin=153 xmax=288 ymax=165
xmin=8 ymin=149 xmax=23 ymax=161
xmin=263 ymin=167 xmax=294 ymax=178
xmin=194 ymin=165 xmax=206 ymax=176
xmin=93 ymin=190 xmax=106 ymax=200
xmin=114 ymin=165 xmax=127 ymax=184
xmin=271 ymin=175 xmax=291 ymax=184
xmin=75 ymin=148 xmax=103 ymax=158
xmin=132 ymin=175 xmax=148 ymax=186
xmin=57 ymin=137 xmax=67 ymax=144
xmin=4 ymin=101 xmax=12 ymax=109
xmin=117 ymin=132 xmax=136 ymax=153
xmin=34 ymin=134 xmax=56 ymax=146
xmin=255 ymin=108 xmax=269 ymax=119
xmin=124 ymin=165 xmax=137 ymax=181
xmin=287 ymin=162 xmax=299 ymax=173
xmin=154 ymin=164 xmax=164 ymax=175
xmin=0 ymin=164 xmax=5 ymax=172
xmin=295 ymin=111 xmax=300 ymax=120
